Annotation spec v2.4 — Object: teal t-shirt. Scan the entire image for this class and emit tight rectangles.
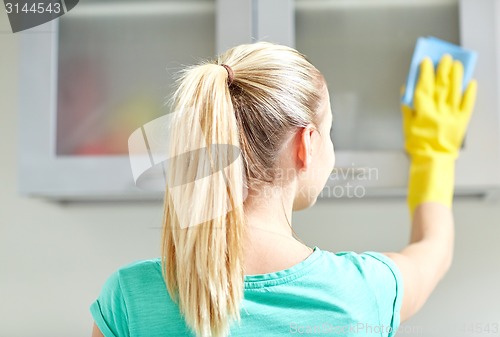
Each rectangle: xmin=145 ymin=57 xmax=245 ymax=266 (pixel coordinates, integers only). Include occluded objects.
xmin=90 ymin=247 xmax=404 ymax=336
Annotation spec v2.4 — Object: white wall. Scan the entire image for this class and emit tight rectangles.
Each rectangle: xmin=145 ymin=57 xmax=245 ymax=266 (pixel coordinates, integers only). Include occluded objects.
xmin=1 ymin=12 xmax=499 ymax=337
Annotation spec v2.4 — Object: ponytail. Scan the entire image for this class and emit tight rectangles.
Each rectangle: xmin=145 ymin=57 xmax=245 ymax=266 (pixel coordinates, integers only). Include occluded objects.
xmin=161 ymin=62 xmax=247 ymax=337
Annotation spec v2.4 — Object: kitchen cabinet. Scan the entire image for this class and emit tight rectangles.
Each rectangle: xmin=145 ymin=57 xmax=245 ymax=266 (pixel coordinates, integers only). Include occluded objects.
xmin=18 ymin=0 xmax=500 ymax=200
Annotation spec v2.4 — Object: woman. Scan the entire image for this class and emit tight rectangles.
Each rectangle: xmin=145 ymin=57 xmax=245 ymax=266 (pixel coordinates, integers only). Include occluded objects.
xmin=90 ymin=42 xmax=476 ymax=337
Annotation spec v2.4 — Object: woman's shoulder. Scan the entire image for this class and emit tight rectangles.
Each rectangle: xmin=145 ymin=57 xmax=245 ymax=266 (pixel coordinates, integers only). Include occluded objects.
xmin=321 ymin=248 xmax=396 ymax=268
xmin=95 ymin=257 xmax=169 ymax=309
xmin=91 ymin=258 xmax=179 ymax=336
xmin=317 ymin=248 xmax=402 ymax=283
xmin=117 ymin=256 xmax=162 ymax=275
xmin=105 ymin=257 xmax=164 ymax=291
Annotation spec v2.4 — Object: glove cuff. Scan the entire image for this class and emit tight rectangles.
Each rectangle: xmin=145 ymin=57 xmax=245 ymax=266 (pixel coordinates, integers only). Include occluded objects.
xmin=407 ymin=154 xmax=456 ymax=217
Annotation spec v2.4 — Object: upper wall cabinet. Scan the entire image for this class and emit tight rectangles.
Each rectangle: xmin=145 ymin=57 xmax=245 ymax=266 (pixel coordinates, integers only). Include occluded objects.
xmin=19 ymin=0 xmax=216 ymax=200
xmin=18 ymin=0 xmax=500 ymax=200
xmin=294 ymin=0 xmax=500 ymax=199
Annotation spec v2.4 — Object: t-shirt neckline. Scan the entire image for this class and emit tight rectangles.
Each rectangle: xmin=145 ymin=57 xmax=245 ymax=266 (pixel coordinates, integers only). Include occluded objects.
xmin=243 ymin=246 xmax=321 ymax=289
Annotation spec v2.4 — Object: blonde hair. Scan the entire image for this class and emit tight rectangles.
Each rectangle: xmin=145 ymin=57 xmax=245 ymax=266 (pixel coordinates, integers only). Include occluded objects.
xmin=161 ymin=41 xmax=325 ymax=337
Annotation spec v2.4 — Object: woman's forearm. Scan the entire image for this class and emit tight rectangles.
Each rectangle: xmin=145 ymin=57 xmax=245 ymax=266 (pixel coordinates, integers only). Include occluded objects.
xmin=408 ymin=202 xmax=455 ymax=280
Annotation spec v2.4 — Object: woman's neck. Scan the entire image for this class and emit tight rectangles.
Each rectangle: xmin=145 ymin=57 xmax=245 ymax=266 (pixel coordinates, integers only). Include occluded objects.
xmin=242 ymin=188 xmax=313 ymax=276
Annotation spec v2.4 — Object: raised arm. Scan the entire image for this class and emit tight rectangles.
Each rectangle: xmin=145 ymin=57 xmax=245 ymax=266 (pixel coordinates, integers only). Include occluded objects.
xmin=384 ymin=55 xmax=477 ymax=322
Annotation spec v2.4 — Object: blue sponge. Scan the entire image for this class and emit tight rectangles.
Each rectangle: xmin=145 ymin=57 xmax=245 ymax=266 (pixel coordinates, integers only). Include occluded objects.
xmin=402 ymin=36 xmax=478 ymax=108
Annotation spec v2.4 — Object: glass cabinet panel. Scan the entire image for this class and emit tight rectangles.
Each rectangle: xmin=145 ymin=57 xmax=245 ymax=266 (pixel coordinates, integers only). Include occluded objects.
xmin=295 ymin=0 xmax=459 ymax=151
xmin=56 ymin=0 xmax=215 ymax=156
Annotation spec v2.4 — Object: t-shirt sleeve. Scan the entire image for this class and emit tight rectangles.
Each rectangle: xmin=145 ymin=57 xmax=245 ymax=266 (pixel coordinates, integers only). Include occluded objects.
xmin=90 ymin=270 xmax=130 ymax=337
xmin=360 ymin=251 xmax=404 ymax=337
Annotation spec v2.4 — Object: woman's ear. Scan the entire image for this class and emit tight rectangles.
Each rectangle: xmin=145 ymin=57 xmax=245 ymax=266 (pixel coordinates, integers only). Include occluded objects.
xmin=297 ymin=126 xmax=314 ymax=170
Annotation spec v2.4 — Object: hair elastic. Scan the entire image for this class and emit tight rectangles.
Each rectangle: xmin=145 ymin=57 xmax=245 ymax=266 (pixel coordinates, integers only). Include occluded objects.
xmin=221 ymin=64 xmax=234 ymax=86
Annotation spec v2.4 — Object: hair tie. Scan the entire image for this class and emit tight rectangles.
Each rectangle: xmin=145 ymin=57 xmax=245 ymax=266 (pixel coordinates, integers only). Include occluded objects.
xmin=221 ymin=64 xmax=234 ymax=86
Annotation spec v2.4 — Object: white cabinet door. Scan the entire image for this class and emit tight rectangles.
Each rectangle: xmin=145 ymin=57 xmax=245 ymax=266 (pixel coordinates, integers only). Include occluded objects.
xmin=251 ymin=0 xmax=500 ymax=199
xmin=19 ymin=0 xmax=217 ymax=200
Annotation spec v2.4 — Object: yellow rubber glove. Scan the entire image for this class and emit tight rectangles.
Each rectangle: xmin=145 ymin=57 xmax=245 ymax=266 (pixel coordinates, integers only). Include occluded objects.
xmin=402 ymin=54 xmax=478 ymax=216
